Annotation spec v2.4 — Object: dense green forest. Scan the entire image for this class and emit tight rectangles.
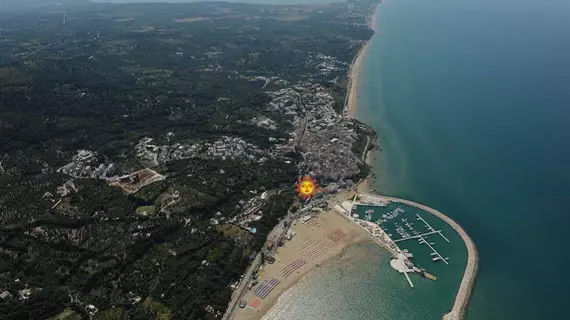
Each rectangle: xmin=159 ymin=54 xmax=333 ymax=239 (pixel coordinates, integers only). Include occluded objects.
xmin=0 ymin=0 xmax=378 ymax=319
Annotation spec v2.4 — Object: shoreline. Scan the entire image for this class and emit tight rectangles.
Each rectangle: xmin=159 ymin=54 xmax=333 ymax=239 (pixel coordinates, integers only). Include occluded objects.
xmin=230 ymin=5 xmax=382 ymax=319
xmin=234 ymin=1 xmax=478 ymax=319
xmin=345 ymin=4 xmax=379 ymax=119
xmin=241 ymin=187 xmax=478 ymax=320
xmin=345 ymin=2 xmax=478 ymax=318
xmin=232 ymin=206 xmax=372 ymax=320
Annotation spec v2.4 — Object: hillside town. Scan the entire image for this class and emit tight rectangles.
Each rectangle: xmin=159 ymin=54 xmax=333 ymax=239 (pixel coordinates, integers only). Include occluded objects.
xmin=0 ymin=0 xmax=379 ymax=319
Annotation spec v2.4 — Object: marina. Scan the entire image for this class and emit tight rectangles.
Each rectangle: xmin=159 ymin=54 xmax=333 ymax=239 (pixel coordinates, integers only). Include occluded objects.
xmin=232 ymin=189 xmax=473 ymax=320
xmin=338 ymin=194 xmax=457 ymax=288
xmin=390 ymin=214 xmax=451 ymax=265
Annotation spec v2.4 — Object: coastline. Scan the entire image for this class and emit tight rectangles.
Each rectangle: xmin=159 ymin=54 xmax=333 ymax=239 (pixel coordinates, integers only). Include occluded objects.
xmin=234 ymin=1 xmax=478 ymax=319
xmin=345 ymin=4 xmax=379 ymax=119
xmin=346 ymin=2 xmax=478 ymax=318
xmin=233 ymin=205 xmax=371 ymax=320
xmin=250 ymin=8 xmax=383 ymax=316
xmin=230 ymin=4 xmax=382 ymax=319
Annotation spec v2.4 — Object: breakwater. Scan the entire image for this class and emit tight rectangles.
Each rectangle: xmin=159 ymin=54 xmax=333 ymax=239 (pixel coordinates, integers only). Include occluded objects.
xmin=377 ymin=195 xmax=478 ymax=320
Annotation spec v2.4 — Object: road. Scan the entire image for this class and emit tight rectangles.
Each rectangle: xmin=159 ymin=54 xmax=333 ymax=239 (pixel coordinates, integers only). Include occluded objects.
xmin=222 ymin=253 xmax=262 ymax=320
xmin=222 ymin=209 xmax=293 ymax=320
xmin=222 ymin=183 xmax=359 ymax=320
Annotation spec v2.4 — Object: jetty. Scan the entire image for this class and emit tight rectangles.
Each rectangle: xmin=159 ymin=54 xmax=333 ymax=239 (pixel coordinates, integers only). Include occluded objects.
xmin=375 ymin=195 xmax=479 ymax=320
xmin=334 ymin=195 xmax=431 ymax=288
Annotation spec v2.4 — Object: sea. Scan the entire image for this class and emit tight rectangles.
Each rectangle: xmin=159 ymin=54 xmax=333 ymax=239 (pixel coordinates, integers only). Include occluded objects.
xmin=96 ymin=0 xmax=570 ymax=319
xmin=265 ymin=0 xmax=570 ymax=319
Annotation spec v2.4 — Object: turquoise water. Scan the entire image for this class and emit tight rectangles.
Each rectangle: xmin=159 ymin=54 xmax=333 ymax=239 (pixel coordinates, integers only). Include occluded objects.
xmin=353 ymin=203 xmax=466 ymax=279
xmin=264 ymin=200 xmax=468 ymax=320
xmin=98 ymin=0 xmax=570 ymax=318
xmin=358 ymin=0 xmax=570 ymax=319
xmin=264 ymin=242 xmax=461 ymax=320
xmin=267 ymin=0 xmax=570 ymax=319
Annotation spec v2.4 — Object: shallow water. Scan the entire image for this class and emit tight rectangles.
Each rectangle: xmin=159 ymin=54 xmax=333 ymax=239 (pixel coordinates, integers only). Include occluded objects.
xmin=263 ymin=241 xmax=462 ymax=320
xmin=359 ymin=0 xmax=570 ymax=319
xmin=265 ymin=0 xmax=570 ymax=319
xmin=263 ymin=201 xmax=468 ymax=320
xmin=97 ymin=0 xmax=570 ymax=318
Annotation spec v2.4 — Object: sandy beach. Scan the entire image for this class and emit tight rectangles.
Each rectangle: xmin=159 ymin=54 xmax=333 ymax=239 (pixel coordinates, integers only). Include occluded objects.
xmin=232 ymin=206 xmax=370 ymax=320
xmin=345 ymin=5 xmax=379 ymax=119
xmin=232 ymin=1 xmax=478 ymax=317
xmin=232 ymin=7 xmax=383 ymax=320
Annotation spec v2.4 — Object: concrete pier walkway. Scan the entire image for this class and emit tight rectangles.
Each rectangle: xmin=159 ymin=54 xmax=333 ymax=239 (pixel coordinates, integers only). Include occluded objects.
xmin=375 ymin=195 xmax=479 ymax=320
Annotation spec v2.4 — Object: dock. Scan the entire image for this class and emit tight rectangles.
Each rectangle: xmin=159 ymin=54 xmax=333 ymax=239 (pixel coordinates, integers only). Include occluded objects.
xmin=373 ymin=195 xmax=479 ymax=320
xmin=404 ymin=272 xmax=414 ymax=288
xmin=393 ymin=230 xmax=440 ymax=242
xmin=419 ymin=234 xmax=449 ymax=265
xmin=390 ymin=254 xmax=416 ymax=288
xmin=416 ymin=213 xmax=450 ymax=243
xmin=340 ymin=197 xmax=452 ymax=288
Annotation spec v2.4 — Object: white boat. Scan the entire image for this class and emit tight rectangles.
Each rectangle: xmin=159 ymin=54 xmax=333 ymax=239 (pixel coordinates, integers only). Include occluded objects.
xmin=432 ymin=257 xmax=441 ymax=262
xmin=430 ymin=252 xmax=437 ymax=256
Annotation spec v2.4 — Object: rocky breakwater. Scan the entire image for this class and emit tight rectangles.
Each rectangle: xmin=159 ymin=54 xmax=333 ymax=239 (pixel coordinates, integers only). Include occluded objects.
xmin=378 ymin=196 xmax=479 ymax=320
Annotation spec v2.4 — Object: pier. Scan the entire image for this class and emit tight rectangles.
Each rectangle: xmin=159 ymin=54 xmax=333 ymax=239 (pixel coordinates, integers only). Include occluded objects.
xmin=416 ymin=213 xmax=451 ymax=243
xmin=373 ymin=195 xmax=479 ymax=320
xmin=389 ymin=253 xmax=417 ymax=288
xmin=393 ymin=230 xmax=440 ymax=242
xmin=419 ymin=234 xmax=448 ymax=265
xmin=391 ymin=213 xmax=451 ymax=264
xmin=337 ymin=197 xmax=443 ymax=288
xmin=329 ymin=190 xmax=477 ymax=319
